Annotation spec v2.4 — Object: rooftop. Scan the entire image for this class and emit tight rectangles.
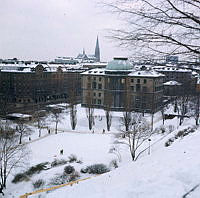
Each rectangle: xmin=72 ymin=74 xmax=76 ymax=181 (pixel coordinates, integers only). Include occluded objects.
xmin=106 ymin=57 xmax=133 ymax=71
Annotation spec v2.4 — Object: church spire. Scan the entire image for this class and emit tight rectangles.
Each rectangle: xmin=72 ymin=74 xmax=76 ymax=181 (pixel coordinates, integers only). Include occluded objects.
xmin=95 ymin=36 xmax=100 ymax=62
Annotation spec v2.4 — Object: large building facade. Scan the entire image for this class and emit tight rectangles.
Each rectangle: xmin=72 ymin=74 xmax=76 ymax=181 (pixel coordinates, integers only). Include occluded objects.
xmin=154 ymin=67 xmax=198 ymax=95
xmin=0 ymin=64 xmax=85 ymax=113
xmin=82 ymin=58 xmax=164 ymax=113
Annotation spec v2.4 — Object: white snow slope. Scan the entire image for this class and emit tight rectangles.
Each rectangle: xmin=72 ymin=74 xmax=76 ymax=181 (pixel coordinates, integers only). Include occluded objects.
xmin=45 ymin=130 xmax=200 ymax=198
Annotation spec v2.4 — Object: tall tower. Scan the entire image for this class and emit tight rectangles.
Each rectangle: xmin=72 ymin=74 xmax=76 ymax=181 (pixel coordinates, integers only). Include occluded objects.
xmin=95 ymin=36 xmax=100 ymax=62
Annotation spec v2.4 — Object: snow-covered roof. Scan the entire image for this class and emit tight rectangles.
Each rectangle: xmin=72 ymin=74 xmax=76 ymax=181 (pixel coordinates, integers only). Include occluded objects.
xmin=7 ymin=113 xmax=32 ymax=118
xmin=155 ymin=67 xmax=192 ymax=73
xmin=129 ymin=70 xmax=165 ymax=78
xmin=0 ymin=63 xmax=85 ymax=73
xmin=106 ymin=57 xmax=133 ymax=71
xmin=81 ymin=68 xmax=105 ymax=75
xmin=163 ymin=81 xmax=182 ymax=86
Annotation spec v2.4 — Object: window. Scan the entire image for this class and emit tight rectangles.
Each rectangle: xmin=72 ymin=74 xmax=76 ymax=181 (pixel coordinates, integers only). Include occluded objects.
xmin=98 ymin=84 xmax=102 ymax=89
xmin=98 ymin=99 xmax=101 ymax=105
xmin=137 ymin=79 xmax=140 ymax=83
xmin=131 ymin=78 xmax=134 ymax=83
xmin=143 ymin=86 xmax=147 ymax=92
xmin=98 ymin=93 xmax=101 ymax=97
xmin=93 ymin=77 xmax=96 ymax=81
xmin=93 ymin=99 xmax=96 ymax=104
xmin=87 ymin=83 xmax=91 ymax=89
xmin=131 ymin=86 xmax=134 ymax=91
xmin=136 ymin=84 xmax=141 ymax=92
xmin=144 ymin=79 xmax=147 ymax=84
xmin=93 ymin=92 xmax=96 ymax=97
xmin=92 ymin=82 xmax=97 ymax=89
xmin=99 ymin=77 xmax=102 ymax=81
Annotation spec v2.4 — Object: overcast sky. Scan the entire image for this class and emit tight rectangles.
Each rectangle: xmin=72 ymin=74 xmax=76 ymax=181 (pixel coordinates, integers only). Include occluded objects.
xmin=0 ymin=0 xmax=129 ymax=62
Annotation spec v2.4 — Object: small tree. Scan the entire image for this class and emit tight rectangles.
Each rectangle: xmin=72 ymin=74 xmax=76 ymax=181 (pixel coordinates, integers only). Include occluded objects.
xmin=85 ymin=90 xmax=95 ymax=131
xmin=68 ymin=81 xmax=78 ymax=130
xmin=121 ymin=80 xmax=132 ymax=132
xmin=0 ymin=125 xmax=29 ymax=190
xmin=15 ymin=120 xmax=32 ymax=144
xmin=34 ymin=110 xmax=46 ymax=137
xmin=125 ymin=113 xmax=152 ymax=161
xmin=51 ymin=108 xmax=62 ymax=134
xmin=104 ymin=91 xmax=113 ymax=131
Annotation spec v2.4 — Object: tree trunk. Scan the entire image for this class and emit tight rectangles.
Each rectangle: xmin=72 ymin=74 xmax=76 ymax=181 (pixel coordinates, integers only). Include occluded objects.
xmin=19 ymin=133 xmax=22 ymax=144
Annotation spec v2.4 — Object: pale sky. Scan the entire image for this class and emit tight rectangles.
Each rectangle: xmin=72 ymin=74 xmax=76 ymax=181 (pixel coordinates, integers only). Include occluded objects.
xmin=0 ymin=0 xmax=129 ymax=62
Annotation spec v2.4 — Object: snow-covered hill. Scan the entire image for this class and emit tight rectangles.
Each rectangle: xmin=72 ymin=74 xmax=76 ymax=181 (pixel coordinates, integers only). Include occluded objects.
xmin=45 ymin=128 xmax=200 ymax=198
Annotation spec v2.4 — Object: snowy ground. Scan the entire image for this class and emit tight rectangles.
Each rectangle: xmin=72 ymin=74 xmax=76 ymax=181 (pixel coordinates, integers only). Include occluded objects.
xmin=2 ymin=104 xmax=200 ymax=197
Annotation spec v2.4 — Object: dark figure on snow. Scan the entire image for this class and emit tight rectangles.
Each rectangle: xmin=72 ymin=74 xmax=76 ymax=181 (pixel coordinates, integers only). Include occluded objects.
xmin=60 ymin=149 xmax=63 ymax=155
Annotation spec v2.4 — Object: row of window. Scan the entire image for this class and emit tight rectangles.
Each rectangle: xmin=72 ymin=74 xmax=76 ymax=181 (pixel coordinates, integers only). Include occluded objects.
xmin=93 ymin=92 xmax=102 ymax=97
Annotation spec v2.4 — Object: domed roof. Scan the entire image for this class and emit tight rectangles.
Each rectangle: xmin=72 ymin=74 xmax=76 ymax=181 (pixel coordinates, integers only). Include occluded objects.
xmin=106 ymin=57 xmax=132 ymax=71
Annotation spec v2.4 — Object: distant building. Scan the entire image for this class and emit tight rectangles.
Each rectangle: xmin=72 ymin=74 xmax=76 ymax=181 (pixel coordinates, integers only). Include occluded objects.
xmin=154 ymin=67 xmax=198 ymax=95
xmin=54 ymin=57 xmax=79 ymax=65
xmin=166 ymin=56 xmax=179 ymax=64
xmin=0 ymin=64 xmax=86 ymax=114
xmin=76 ymin=36 xmax=100 ymax=63
xmin=81 ymin=58 xmax=164 ymax=113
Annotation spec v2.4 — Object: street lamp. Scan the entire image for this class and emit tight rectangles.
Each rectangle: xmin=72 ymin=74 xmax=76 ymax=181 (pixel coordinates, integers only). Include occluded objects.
xmin=148 ymin=138 xmax=151 ymax=155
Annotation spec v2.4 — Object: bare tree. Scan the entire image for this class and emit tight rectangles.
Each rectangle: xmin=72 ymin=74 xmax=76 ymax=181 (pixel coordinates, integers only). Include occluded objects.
xmin=0 ymin=125 xmax=29 ymax=191
xmin=102 ymin=0 xmax=200 ymax=60
xmin=177 ymin=95 xmax=189 ymax=125
xmin=125 ymin=113 xmax=152 ymax=161
xmin=194 ymin=94 xmax=200 ymax=126
xmin=68 ymin=80 xmax=78 ymax=130
xmin=50 ymin=108 xmax=62 ymax=134
xmin=15 ymin=120 xmax=32 ymax=144
xmin=121 ymin=80 xmax=132 ymax=132
xmin=34 ymin=110 xmax=46 ymax=137
xmin=104 ymin=91 xmax=113 ymax=131
xmin=187 ymin=94 xmax=200 ymax=126
xmin=85 ymin=90 xmax=95 ymax=131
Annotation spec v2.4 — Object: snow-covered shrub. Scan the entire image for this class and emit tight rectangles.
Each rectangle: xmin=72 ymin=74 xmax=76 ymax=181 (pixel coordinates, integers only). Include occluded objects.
xmin=49 ymin=174 xmax=68 ymax=185
xmin=63 ymin=165 xmax=75 ymax=174
xmin=32 ymin=179 xmax=45 ymax=189
xmin=51 ymin=159 xmax=68 ymax=167
xmin=76 ymin=159 xmax=83 ymax=164
xmin=68 ymin=171 xmax=80 ymax=182
xmin=165 ymin=126 xmax=197 ymax=147
xmin=109 ymin=159 xmax=118 ymax=169
xmin=80 ymin=167 xmax=88 ymax=174
xmin=85 ymin=164 xmax=110 ymax=174
xmin=165 ymin=138 xmax=175 ymax=147
xmin=68 ymin=154 xmax=77 ymax=163
xmin=12 ymin=173 xmax=29 ymax=183
xmin=168 ymin=125 xmax=174 ymax=133
xmin=26 ymin=162 xmax=49 ymax=176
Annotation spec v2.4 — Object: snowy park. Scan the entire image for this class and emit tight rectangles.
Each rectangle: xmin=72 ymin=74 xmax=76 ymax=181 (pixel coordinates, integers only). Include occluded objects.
xmin=1 ymin=103 xmax=199 ymax=197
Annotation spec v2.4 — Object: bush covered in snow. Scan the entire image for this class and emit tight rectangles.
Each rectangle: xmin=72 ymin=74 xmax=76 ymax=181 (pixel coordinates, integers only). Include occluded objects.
xmin=49 ymin=174 xmax=69 ymax=185
xmin=68 ymin=154 xmax=78 ymax=163
xmin=68 ymin=171 xmax=80 ymax=182
xmin=26 ymin=162 xmax=50 ymax=176
xmin=81 ymin=164 xmax=110 ymax=174
xmin=51 ymin=159 xmax=68 ymax=167
xmin=109 ymin=159 xmax=118 ymax=169
xmin=63 ymin=165 xmax=75 ymax=174
xmin=12 ymin=173 xmax=29 ymax=183
xmin=32 ymin=179 xmax=45 ymax=189
xmin=165 ymin=126 xmax=197 ymax=147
